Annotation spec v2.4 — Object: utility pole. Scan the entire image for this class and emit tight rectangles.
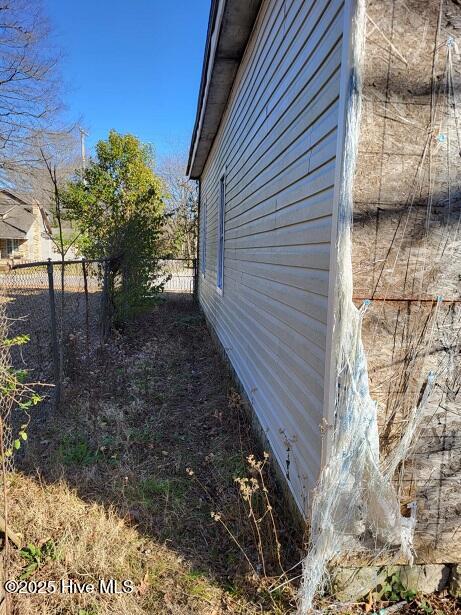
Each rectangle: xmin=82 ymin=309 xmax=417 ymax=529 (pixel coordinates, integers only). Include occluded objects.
xmin=79 ymin=127 xmax=89 ymax=169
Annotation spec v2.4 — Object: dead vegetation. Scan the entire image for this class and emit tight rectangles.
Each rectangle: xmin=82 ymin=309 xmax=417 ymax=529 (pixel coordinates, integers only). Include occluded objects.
xmin=6 ymin=295 xmax=301 ymax=614
xmin=3 ymin=296 xmax=459 ymax=614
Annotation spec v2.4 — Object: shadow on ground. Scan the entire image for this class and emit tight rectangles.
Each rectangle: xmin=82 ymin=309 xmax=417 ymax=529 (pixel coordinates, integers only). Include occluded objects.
xmin=9 ymin=293 xmax=303 ymax=614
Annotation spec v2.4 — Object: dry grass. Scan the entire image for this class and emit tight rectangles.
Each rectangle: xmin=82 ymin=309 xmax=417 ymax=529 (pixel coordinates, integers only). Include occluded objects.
xmin=6 ymin=295 xmax=301 ymax=614
xmin=7 ymin=474 xmax=225 ymax=614
xmin=3 ymin=295 xmax=459 ymax=614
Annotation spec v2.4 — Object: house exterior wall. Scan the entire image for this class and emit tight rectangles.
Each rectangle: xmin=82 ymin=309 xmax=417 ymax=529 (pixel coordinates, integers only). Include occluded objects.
xmin=24 ymin=206 xmax=43 ymax=261
xmin=198 ymin=0 xmax=350 ymax=513
xmin=30 ymin=205 xmax=56 ymax=261
xmin=1 ymin=205 xmax=56 ymax=263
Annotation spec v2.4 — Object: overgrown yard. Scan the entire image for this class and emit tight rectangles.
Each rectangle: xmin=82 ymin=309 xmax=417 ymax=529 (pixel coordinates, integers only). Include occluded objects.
xmin=7 ymin=295 xmax=302 ymax=614
xmin=6 ymin=296 xmax=460 ymax=615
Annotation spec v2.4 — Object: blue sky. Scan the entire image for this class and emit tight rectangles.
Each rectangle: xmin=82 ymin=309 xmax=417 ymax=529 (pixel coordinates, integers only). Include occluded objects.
xmin=44 ymin=0 xmax=210 ymax=160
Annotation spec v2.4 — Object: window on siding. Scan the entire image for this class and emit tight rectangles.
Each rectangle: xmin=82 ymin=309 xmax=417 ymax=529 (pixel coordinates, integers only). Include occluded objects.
xmin=217 ymin=175 xmax=225 ymax=291
xmin=201 ymin=198 xmax=207 ymax=275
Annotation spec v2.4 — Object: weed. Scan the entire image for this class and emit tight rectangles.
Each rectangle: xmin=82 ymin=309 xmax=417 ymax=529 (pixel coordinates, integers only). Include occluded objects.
xmin=100 ymin=434 xmax=116 ymax=448
xmin=0 ymin=330 xmax=43 ymax=458
xmin=224 ymin=582 xmax=243 ymax=598
xmin=8 ymin=299 xmax=302 ymax=614
xmin=19 ymin=539 xmax=58 ymax=580
xmin=190 ymin=450 xmax=290 ymax=610
xmin=417 ymin=598 xmax=435 ymax=614
xmin=128 ymin=425 xmax=158 ymax=445
xmin=234 ymin=453 xmax=285 ymax=577
xmin=184 ymin=570 xmax=216 ymax=600
xmin=215 ymin=451 xmax=246 ymax=481
xmin=58 ymin=436 xmax=98 ymax=466
xmin=375 ymin=571 xmax=416 ymax=603
xmin=127 ymin=477 xmax=187 ymax=509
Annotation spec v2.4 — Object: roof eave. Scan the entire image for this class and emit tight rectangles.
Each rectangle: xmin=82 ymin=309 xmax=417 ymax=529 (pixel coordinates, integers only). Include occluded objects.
xmin=187 ymin=0 xmax=262 ymax=179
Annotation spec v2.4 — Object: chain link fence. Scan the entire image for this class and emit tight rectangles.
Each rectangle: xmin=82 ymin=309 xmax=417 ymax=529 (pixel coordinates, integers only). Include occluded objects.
xmin=1 ymin=259 xmax=109 ymax=411
xmin=0 ymin=254 xmax=196 ymax=607
xmin=1 ymin=257 xmax=196 ymax=410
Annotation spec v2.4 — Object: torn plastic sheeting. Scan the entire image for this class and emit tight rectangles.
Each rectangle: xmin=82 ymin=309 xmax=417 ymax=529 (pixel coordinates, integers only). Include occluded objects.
xmin=297 ymin=0 xmax=435 ymax=609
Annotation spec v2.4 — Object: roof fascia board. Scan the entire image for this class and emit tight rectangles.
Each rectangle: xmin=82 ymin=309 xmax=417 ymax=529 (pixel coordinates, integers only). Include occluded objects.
xmin=187 ymin=0 xmax=262 ymax=179
xmin=187 ymin=0 xmax=227 ymax=178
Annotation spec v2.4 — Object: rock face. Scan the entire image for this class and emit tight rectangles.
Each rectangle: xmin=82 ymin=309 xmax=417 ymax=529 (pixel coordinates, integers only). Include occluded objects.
xmin=400 ymin=565 xmax=451 ymax=594
xmin=332 ymin=564 xmax=454 ymax=601
xmin=331 ymin=566 xmax=395 ymax=601
xmin=449 ymin=564 xmax=461 ymax=598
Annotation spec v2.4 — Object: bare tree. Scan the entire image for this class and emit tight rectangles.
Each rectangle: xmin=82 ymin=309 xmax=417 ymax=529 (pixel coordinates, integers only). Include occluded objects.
xmin=158 ymin=152 xmax=198 ymax=261
xmin=2 ymin=126 xmax=82 ymax=261
xmin=0 ymin=0 xmax=62 ymax=178
xmin=38 ymin=129 xmax=82 ymax=257
xmin=10 ymin=127 xmax=79 ymax=194
xmin=37 ymin=131 xmax=85 ymax=394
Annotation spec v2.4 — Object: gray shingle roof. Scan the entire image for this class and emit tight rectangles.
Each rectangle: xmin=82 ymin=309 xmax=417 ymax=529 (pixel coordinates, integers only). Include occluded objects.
xmin=0 ymin=190 xmax=36 ymax=239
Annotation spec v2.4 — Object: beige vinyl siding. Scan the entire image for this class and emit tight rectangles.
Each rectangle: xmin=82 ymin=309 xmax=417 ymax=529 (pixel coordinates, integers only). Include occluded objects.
xmin=198 ymin=0 xmax=347 ymax=513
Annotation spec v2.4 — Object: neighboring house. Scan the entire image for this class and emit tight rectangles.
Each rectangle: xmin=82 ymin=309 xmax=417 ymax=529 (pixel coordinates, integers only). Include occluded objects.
xmin=0 ymin=189 xmax=57 ymax=265
xmin=189 ymin=0 xmax=460 ymax=576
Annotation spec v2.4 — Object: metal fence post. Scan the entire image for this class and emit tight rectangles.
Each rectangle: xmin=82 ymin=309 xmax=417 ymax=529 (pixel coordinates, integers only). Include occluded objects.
xmin=192 ymin=257 xmax=198 ymax=300
xmin=100 ymin=259 xmax=110 ymax=342
xmin=82 ymin=258 xmax=90 ymax=357
xmin=46 ymin=259 xmax=61 ymax=408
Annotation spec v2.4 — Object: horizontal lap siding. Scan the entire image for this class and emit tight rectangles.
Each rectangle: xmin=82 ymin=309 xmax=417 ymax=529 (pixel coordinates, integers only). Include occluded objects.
xmin=198 ymin=0 xmax=345 ymax=514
